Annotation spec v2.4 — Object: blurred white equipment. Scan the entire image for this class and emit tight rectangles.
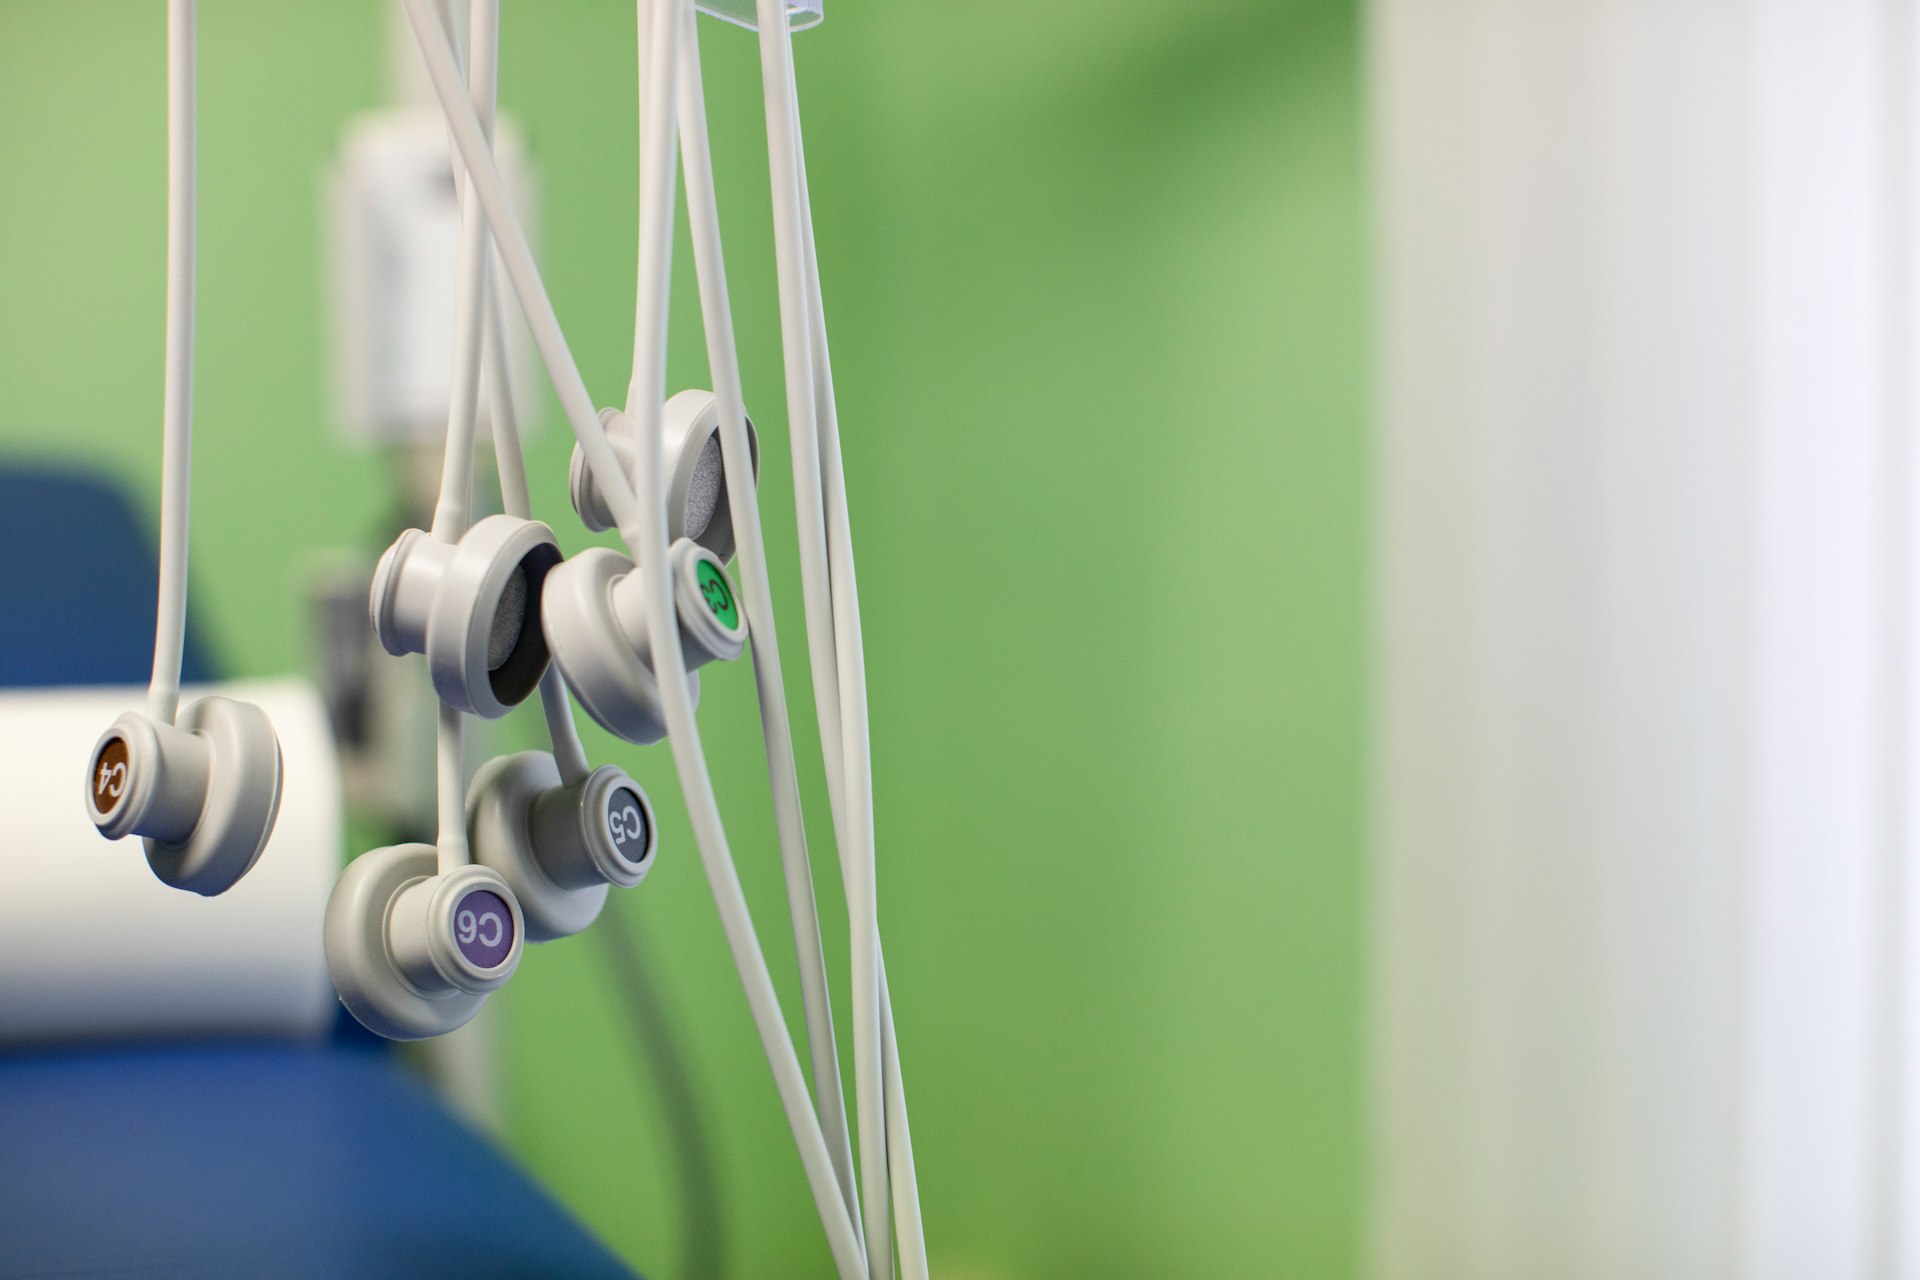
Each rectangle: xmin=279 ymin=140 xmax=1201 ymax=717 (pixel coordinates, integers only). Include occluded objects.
xmin=1372 ymin=3 xmax=1920 ymax=1277
xmin=79 ymin=0 xmax=286 ymax=901
xmin=328 ymin=109 xmax=535 ymax=443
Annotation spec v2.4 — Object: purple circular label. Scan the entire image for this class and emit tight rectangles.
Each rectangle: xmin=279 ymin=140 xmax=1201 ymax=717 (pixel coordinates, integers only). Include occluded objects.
xmin=453 ymin=889 xmax=514 ymax=970
xmin=605 ymin=787 xmax=650 ymax=865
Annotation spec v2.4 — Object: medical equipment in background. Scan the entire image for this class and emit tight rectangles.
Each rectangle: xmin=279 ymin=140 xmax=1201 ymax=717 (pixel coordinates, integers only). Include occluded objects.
xmin=82 ymin=2 xmax=928 ymax=1275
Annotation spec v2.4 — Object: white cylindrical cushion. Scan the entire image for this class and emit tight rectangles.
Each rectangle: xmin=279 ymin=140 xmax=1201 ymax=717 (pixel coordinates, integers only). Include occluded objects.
xmin=0 ymin=679 xmax=340 ymax=1044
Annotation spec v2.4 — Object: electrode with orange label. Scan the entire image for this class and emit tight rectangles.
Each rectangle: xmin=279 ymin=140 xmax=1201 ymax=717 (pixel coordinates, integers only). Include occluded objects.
xmin=80 ymin=0 xmax=285 ymax=900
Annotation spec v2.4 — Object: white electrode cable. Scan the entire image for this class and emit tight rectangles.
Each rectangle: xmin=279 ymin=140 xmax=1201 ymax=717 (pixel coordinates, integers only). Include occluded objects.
xmin=673 ymin=5 xmax=862 ymax=1231
xmin=480 ymin=290 xmax=528 ymax=520
xmin=624 ymin=0 xmax=678 ymax=445
xmin=789 ymin=75 xmax=930 ymax=1276
xmin=624 ymin=4 xmax=661 ymax=425
xmin=432 ymin=704 xmax=467 ymax=875
xmin=753 ymin=8 xmax=895 ymax=1276
xmin=148 ymin=0 xmax=195 ymax=727
xmin=398 ymin=0 xmax=640 ymax=588
xmin=449 ymin=50 xmax=703 ymax=1280
xmin=422 ymin=0 xmax=505 ymax=877
xmin=427 ymin=0 xmax=495 ymax=544
xmin=622 ymin=0 xmax=872 ymax=1264
xmin=484 ymin=286 xmax=594 ymax=786
xmin=748 ymin=8 xmax=842 ymax=813
xmin=760 ymin=17 xmax=929 ymax=1273
xmin=442 ymin=0 xmax=594 ymax=789
xmin=397 ymin=4 xmax=865 ymax=1270
xmin=622 ymin=5 xmax=867 ymax=1270
xmin=879 ymin=989 xmax=923 ymax=1276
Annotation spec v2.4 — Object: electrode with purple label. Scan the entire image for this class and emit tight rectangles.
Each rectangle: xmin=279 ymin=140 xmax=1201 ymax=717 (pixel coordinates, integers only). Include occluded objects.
xmin=454 ymin=888 xmax=515 ymax=970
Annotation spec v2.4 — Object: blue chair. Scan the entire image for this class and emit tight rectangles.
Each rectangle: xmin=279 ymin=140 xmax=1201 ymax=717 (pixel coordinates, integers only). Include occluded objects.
xmin=0 ymin=464 xmax=634 ymax=1279
xmin=0 ymin=465 xmax=219 ymax=688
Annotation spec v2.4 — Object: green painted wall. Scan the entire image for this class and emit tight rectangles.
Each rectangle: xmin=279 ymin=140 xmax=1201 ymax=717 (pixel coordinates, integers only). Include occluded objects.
xmin=0 ymin=3 xmax=1366 ymax=1276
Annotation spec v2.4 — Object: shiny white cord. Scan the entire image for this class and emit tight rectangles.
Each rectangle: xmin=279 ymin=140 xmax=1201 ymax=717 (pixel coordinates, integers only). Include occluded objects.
xmin=747 ymin=9 xmax=841 ymax=818
xmin=149 ymin=0 xmax=195 ymax=727
xmin=398 ymin=3 xmax=865 ymax=1270
xmin=483 ymin=297 xmax=529 ymax=521
xmin=791 ymin=82 xmax=929 ymax=1277
xmin=625 ymin=0 xmax=676 ymax=457
xmin=398 ymin=0 xmax=635 ymax=541
xmin=753 ymin=8 xmax=898 ymax=1276
xmin=426 ymin=0 xmax=502 ymax=876
xmin=427 ymin=0 xmax=493 ymax=545
xmin=625 ymin=3 xmax=865 ymax=1270
xmin=485 ymin=284 xmax=593 ymax=787
xmin=481 ymin=290 xmax=526 ymax=519
xmin=625 ymin=4 xmax=659 ymax=424
xmin=675 ymin=6 xmax=862 ymax=1232
xmin=433 ymin=702 xmax=467 ymax=876
xmin=879 ymin=981 xmax=923 ymax=1276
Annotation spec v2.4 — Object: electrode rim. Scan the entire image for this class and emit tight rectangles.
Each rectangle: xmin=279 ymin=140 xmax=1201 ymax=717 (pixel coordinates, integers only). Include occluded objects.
xmin=542 ymin=546 xmax=699 ymax=745
xmin=579 ymin=763 xmax=656 ymax=889
xmin=567 ymin=407 xmax=634 ymax=535
xmin=670 ymin=539 xmax=747 ymax=663
xmin=324 ymin=842 xmax=487 ymax=1041
xmin=83 ymin=712 xmax=161 ymax=840
xmin=424 ymin=514 xmax=563 ymax=719
xmin=369 ymin=528 xmax=428 ymax=658
xmin=661 ymin=388 xmax=758 ymax=563
xmin=466 ymin=751 xmax=610 ymax=943
xmin=142 ymin=695 xmax=283 ymax=896
xmin=420 ymin=863 xmax=524 ymax=993
xmin=569 ymin=395 xmax=759 ymax=561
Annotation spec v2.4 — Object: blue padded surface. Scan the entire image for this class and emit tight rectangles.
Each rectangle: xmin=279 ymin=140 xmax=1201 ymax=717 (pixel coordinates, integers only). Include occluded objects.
xmin=0 ymin=1042 xmax=636 ymax=1279
xmin=0 ymin=465 xmax=217 ymax=688
xmin=0 ymin=467 xmax=632 ymax=1276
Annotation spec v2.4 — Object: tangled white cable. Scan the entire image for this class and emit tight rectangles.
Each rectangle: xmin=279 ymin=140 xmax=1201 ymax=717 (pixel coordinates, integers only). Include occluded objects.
xmin=751 ymin=4 xmax=928 ymax=1272
xmin=83 ymin=7 xmax=908 ymax=1263
xmin=349 ymin=0 xmax=918 ymax=1271
xmin=326 ymin=0 xmax=662 ymax=1041
xmin=397 ymin=5 xmax=869 ymax=1274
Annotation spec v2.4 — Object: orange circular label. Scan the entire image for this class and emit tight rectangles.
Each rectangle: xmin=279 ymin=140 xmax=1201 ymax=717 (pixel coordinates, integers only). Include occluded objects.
xmin=92 ymin=737 xmax=130 ymax=813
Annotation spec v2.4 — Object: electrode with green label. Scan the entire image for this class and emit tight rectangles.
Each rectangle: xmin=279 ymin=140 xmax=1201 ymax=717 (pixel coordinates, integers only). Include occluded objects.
xmin=696 ymin=558 xmax=739 ymax=630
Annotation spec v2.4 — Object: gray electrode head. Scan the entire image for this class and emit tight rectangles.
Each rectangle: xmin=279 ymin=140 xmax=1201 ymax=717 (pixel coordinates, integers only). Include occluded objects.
xmin=324 ymin=843 xmax=525 ymax=1041
xmin=370 ymin=514 xmax=563 ymax=719
xmin=568 ymin=391 xmax=759 ymax=562
xmin=540 ymin=539 xmax=747 ymax=745
xmin=83 ymin=697 xmax=284 ymax=896
xmin=468 ymin=751 xmax=657 ymax=942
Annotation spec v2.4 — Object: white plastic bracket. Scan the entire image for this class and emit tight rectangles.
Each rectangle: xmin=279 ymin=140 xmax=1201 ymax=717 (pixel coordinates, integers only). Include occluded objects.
xmin=694 ymin=0 xmax=821 ymax=32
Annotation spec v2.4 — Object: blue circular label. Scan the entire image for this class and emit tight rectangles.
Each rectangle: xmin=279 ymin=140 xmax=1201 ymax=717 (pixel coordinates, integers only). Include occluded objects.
xmin=605 ymin=787 xmax=650 ymax=865
xmin=453 ymin=889 xmax=514 ymax=969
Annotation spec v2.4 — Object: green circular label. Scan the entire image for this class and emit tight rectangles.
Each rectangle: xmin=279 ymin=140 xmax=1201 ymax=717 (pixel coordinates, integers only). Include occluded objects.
xmin=696 ymin=559 xmax=740 ymax=631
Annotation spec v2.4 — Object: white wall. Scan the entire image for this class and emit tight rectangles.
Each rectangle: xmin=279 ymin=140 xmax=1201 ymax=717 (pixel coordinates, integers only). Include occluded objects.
xmin=1369 ymin=3 xmax=1920 ymax=1276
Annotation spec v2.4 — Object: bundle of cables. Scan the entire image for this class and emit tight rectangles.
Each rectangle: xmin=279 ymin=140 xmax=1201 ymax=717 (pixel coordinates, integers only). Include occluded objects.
xmin=83 ymin=5 xmax=920 ymax=1270
xmin=395 ymin=2 xmax=928 ymax=1275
